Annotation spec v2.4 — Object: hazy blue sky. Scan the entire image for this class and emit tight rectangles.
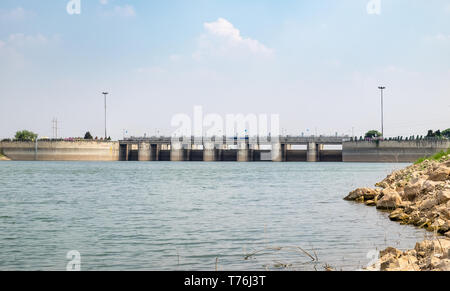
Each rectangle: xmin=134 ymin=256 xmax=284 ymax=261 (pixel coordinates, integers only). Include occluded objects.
xmin=0 ymin=0 xmax=449 ymax=139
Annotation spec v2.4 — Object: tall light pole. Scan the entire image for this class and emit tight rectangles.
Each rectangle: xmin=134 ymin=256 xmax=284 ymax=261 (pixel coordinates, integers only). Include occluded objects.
xmin=102 ymin=92 xmax=108 ymax=139
xmin=378 ymin=86 xmax=386 ymax=139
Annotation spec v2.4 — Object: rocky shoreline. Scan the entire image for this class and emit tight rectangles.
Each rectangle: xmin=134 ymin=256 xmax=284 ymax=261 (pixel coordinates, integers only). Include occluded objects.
xmin=344 ymin=155 xmax=450 ymax=271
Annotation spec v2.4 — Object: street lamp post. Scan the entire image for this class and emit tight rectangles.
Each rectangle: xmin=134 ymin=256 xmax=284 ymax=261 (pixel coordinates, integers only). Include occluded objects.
xmin=378 ymin=86 xmax=386 ymax=139
xmin=102 ymin=92 xmax=109 ymax=140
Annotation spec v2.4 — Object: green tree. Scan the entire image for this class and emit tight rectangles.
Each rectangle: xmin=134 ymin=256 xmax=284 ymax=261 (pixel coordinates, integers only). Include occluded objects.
xmin=442 ymin=128 xmax=450 ymax=138
xmin=426 ymin=130 xmax=435 ymax=138
xmin=15 ymin=130 xmax=38 ymax=141
xmin=364 ymin=130 xmax=382 ymax=139
xmin=426 ymin=129 xmax=443 ymax=139
xmin=84 ymin=131 xmax=93 ymax=140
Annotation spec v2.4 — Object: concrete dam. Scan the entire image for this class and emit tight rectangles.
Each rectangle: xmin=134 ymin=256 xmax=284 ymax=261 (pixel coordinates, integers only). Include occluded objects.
xmin=1 ymin=138 xmax=448 ymax=163
xmin=0 ymin=140 xmax=119 ymax=161
xmin=342 ymin=140 xmax=450 ymax=163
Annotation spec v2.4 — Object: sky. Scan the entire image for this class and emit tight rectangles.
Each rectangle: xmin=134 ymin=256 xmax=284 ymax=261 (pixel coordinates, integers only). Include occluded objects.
xmin=0 ymin=0 xmax=449 ymax=140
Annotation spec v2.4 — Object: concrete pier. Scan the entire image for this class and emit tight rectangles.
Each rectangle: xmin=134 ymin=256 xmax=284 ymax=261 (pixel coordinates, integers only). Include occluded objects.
xmin=271 ymin=143 xmax=281 ymax=162
xmin=307 ymin=142 xmax=317 ymax=162
xmin=237 ymin=142 xmax=249 ymax=162
xmin=170 ymin=142 xmax=183 ymax=161
xmin=138 ymin=142 xmax=151 ymax=161
xmin=203 ymin=142 xmax=216 ymax=162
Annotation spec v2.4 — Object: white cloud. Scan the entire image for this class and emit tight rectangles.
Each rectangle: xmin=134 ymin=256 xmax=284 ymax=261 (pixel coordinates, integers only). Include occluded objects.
xmin=435 ymin=33 xmax=450 ymax=41
xmin=194 ymin=18 xmax=273 ymax=59
xmin=7 ymin=33 xmax=49 ymax=47
xmin=0 ymin=7 xmax=31 ymax=21
xmin=0 ymin=34 xmax=52 ymax=70
xmin=204 ymin=18 xmax=242 ymax=40
xmin=169 ymin=54 xmax=182 ymax=62
xmin=327 ymin=59 xmax=341 ymax=68
xmin=103 ymin=5 xmax=136 ymax=18
xmin=99 ymin=0 xmax=108 ymax=5
xmin=136 ymin=67 xmax=166 ymax=74
xmin=422 ymin=33 xmax=450 ymax=44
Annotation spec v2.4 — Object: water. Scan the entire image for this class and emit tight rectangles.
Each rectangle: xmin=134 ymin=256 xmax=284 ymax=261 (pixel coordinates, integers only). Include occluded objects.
xmin=0 ymin=161 xmax=428 ymax=271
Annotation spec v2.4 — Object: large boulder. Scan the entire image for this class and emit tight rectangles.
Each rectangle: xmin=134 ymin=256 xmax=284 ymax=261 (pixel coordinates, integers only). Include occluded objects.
xmin=376 ymin=189 xmax=403 ymax=210
xmin=403 ymin=183 xmax=421 ymax=201
xmin=375 ymin=181 xmax=390 ymax=189
xmin=365 ymin=200 xmax=377 ymax=206
xmin=438 ymin=259 xmax=450 ymax=271
xmin=418 ymin=198 xmax=438 ymax=211
xmin=389 ymin=208 xmax=409 ymax=222
xmin=415 ymin=239 xmax=450 ymax=258
xmin=437 ymin=190 xmax=450 ymax=204
xmin=428 ymin=166 xmax=450 ymax=182
xmin=429 ymin=218 xmax=450 ymax=233
xmin=344 ymin=188 xmax=378 ymax=201
xmin=378 ymin=247 xmax=419 ymax=271
xmin=421 ymin=180 xmax=439 ymax=193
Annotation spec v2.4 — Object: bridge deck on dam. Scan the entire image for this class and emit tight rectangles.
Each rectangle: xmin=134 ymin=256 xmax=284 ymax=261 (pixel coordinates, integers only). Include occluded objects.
xmin=119 ymin=136 xmax=347 ymax=145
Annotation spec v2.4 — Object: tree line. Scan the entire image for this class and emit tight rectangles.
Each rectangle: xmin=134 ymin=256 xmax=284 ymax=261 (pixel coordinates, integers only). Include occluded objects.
xmin=349 ymin=128 xmax=450 ymax=142
xmin=1 ymin=130 xmax=111 ymax=142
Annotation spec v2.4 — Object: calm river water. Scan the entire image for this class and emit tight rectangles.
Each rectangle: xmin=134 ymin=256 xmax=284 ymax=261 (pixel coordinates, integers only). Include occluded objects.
xmin=0 ymin=162 xmax=428 ymax=270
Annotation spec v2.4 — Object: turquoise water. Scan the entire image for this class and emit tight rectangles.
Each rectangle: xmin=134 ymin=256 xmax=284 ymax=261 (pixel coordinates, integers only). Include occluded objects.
xmin=0 ymin=162 xmax=427 ymax=271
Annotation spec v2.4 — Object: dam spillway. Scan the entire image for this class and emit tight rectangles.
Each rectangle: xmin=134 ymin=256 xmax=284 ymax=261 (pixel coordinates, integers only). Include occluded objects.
xmin=118 ymin=136 xmax=345 ymax=162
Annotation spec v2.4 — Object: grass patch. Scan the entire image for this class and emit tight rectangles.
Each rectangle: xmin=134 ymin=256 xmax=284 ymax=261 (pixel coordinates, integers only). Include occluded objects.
xmin=414 ymin=149 xmax=450 ymax=165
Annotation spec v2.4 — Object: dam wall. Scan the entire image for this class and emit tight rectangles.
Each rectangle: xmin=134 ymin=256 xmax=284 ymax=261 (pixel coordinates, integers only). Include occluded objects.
xmin=0 ymin=140 xmax=120 ymax=161
xmin=3 ymin=138 xmax=446 ymax=163
xmin=343 ymin=140 xmax=450 ymax=163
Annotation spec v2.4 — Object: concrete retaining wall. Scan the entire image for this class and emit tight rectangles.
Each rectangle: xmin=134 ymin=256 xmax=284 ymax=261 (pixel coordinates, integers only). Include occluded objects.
xmin=0 ymin=140 xmax=120 ymax=161
xmin=343 ymin=140 xmax=450 ymax=163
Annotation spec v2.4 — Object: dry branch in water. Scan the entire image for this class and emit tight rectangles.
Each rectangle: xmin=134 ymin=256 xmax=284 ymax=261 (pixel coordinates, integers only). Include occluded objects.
xmin=244 ymin=245 xmax=316 ymax=264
